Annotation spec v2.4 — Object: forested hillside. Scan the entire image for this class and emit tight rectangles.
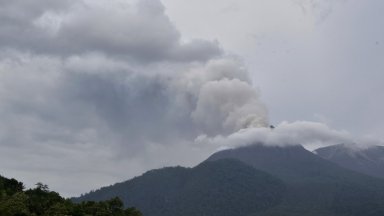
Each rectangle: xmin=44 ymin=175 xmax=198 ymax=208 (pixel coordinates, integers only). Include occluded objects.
xmin=0 ymin=175 xmax=142 ymax=216
xmin=75 ymin=159 xmax=286 ymax=216
xmin=207 ymin=144 xmax=384 ymax=216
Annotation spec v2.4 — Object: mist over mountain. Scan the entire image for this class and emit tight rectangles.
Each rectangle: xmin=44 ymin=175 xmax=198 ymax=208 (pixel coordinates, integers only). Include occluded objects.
xmin=314 ymin=144 xmax=384 ymax=179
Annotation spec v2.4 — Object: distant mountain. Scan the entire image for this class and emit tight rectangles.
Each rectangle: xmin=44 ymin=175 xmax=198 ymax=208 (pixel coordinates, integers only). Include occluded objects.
xmin=207 ymin=144 xmax=384 ymax=216
xmin=74 ymin=159 xmax=286 ymax=216
xmin=314 ymin=144 xmax=384 ymax=179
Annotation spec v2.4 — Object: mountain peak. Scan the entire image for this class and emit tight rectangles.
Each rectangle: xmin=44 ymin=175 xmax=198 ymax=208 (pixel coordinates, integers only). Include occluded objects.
xmin=206 ymin=143 xmax=339 ymax=183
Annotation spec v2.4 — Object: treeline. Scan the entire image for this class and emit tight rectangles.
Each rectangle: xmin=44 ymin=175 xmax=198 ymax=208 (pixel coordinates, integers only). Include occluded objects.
xmin=0 ymin=175 xmax=142 ymax=216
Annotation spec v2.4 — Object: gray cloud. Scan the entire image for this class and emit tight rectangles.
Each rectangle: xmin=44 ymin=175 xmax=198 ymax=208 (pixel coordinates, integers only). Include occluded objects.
xmin=0 ymin=51 xmax=266 ymax=152
xmin=0 ymin=0 xmax=221 ymax=62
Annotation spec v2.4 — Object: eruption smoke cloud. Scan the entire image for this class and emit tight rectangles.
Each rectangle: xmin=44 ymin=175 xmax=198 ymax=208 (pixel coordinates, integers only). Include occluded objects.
xmin=0 ymin=0 xmax=268 ymax=151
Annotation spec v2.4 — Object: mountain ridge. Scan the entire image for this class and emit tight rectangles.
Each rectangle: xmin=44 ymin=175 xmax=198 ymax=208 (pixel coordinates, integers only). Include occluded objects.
xmin=314 ymin=144 xmax=384 ymax=179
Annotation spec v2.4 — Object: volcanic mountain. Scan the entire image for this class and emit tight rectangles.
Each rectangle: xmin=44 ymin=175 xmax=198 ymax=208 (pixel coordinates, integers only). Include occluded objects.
xmin=75 ymin=144 xmax=384 ymax=216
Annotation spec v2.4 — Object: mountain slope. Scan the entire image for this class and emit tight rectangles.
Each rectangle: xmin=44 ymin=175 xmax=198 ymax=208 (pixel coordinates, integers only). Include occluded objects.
xmin=74 ymin=159 xmax=286 ymax=216
xmin=207 ymin=144 xmax=337 ymax=182
xmin=207 ymin=144 xmax=384 ymax=216
xmin=314 ymin=144 xmax=384 ymax=179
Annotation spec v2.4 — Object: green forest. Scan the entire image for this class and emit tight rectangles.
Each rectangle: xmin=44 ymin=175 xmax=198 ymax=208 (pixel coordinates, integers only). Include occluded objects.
xmin=0 ymin=175 xmax=142 ymax=216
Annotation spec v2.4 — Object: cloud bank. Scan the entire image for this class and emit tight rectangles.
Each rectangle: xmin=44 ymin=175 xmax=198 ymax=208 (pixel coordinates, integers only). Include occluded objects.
xmin=0 ymin=0 xmax=221 ymax=62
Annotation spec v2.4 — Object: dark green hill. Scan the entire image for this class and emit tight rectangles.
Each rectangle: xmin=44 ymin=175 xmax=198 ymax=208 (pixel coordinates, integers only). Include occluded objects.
xmin=314 ymin=144 xmax=384 ymax=179
xmin=74 ymin=159 xmax=286 ymax=216
xmin=207 ymin=144 xmax=384 ymax=216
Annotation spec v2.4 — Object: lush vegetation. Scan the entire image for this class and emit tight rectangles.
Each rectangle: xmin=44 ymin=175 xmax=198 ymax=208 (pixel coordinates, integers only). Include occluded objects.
xmin=0 ymin=175 xmax=142 ymax=216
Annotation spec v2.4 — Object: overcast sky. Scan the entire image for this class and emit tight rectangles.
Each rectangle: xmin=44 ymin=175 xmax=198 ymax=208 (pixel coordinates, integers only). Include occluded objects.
xmin=0 ymin=0 xmax=383 ymax=197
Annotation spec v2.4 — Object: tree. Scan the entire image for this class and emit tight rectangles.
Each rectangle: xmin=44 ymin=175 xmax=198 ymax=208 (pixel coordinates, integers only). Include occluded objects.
xmin=0 ymin=176 xmax=143 ymax=216
xmin=35 ymin=182 xmax=49 ymax=192
xmin=25 ymin=183 xmax=64 ymax=215
xmin=0 ymin=192 xmax=30 ymax=216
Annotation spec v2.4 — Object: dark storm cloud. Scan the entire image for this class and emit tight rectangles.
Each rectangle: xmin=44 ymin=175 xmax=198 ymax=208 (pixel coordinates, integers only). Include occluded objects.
xmin=0 ymin=0 xmax=221 ymax=62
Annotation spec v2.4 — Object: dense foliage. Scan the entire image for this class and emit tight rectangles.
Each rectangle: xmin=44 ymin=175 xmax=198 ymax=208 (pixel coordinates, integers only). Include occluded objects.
xmin=0 ymin=175 xmax=142 ymax=216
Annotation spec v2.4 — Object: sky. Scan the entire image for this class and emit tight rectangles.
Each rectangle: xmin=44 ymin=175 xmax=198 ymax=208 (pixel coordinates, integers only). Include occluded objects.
xmin=0 ymin=0 xmax=383 ymax=197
